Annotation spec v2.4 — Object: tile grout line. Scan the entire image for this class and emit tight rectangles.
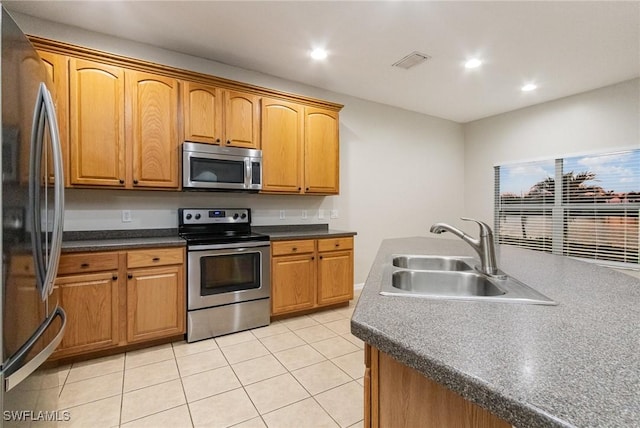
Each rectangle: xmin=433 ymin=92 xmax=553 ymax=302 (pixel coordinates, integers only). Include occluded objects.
xmin=118 ymin=353 xmax=126 ymax=427
xmin=171 ymin=342 xmax=196 ymax=428
xmin=219 ymin=337 xmax=266 ymax=428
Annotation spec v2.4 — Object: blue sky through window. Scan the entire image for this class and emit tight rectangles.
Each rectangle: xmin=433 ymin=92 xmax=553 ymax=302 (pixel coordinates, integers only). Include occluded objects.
xmin=499 ymin=160 xmax=555 ymax=196
xmin=563 ymin=150 xmax=639 ymax=194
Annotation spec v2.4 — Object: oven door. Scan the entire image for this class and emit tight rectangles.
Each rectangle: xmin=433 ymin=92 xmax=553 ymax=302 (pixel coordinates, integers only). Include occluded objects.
xmin=187 ymin=242 xmax=270 ymax=310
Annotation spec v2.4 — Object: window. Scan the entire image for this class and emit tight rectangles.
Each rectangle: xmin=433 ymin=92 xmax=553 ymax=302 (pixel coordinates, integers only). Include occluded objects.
xmin=495 ymin=149 xmax=640 ymax=266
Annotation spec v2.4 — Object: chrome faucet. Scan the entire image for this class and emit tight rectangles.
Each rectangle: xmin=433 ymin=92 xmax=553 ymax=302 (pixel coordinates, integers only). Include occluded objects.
xmin=430 ymin=218 xmax=501 ymax=277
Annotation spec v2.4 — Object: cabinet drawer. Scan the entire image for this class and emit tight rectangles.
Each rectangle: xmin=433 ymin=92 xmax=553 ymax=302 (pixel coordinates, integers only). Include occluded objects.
xmin=272 ymin=240 xmax=316 ymax=256
xmin=318 ymin=237 xmax=353 ymax=252
xmin=57 ymin=252 xmax=119 ymax=275
xmin=127 ymin=248 xmax=184 ymax=268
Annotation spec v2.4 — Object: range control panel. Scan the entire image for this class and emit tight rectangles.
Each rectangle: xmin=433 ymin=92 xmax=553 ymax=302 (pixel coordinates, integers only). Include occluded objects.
xmin=179 ymin=208 xmax=250 ymax=225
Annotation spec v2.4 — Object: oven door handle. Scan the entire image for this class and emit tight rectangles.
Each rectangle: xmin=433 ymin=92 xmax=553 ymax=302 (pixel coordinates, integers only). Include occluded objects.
xmin=188 ymin=241 xmax=270 ymax=251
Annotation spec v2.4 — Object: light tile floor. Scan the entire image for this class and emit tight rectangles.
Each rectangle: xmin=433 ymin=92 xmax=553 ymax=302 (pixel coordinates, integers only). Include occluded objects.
xmin=56 ymin=294 xmax=364 ymax=428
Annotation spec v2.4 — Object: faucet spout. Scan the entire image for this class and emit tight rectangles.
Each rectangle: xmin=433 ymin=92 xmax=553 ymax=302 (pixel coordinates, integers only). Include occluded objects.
xmin=430 ymin=218 xmax=500 ymax=277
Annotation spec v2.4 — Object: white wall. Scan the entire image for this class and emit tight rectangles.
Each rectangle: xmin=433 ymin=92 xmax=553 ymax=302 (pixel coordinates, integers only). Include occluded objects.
xmin=14 ymin=13 xmax=465 ymax=284
xmin=463 ymin=78 xmax=640 ymax=224
xmin=463 ymin=79 xmax=640 ymax=277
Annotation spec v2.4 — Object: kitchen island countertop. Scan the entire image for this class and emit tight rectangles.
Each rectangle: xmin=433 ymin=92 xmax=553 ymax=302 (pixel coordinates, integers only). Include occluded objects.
xmin=351 ymin=237 xmax=640 ymax=428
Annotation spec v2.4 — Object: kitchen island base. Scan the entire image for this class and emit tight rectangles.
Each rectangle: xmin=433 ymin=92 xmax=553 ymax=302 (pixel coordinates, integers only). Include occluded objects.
xmin=365 ymin=344 xmax=510 ymax=428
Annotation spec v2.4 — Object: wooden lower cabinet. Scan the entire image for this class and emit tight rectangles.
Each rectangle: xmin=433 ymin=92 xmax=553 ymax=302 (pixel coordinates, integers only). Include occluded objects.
xmin=317 ymin=249 xmax=353 ymax=306
xmin=365 ymin=344 xmax=511 ymax=428
xmin=271 ymin=237 xmax=354 ymax=316
xmin=54 ymin=272 xmax=120 ymax=357
xmin=271 ymin=254 xmax=316 ymax=314
xmin=127 ymin=264 xmax=185 ymax=343
xmin=51 ymin=247 xmax=185 ymax=360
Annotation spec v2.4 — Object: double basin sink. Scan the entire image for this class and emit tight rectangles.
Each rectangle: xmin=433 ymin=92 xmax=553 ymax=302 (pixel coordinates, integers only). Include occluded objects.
xmin=380 ymin=255 xmax=556 ymax=305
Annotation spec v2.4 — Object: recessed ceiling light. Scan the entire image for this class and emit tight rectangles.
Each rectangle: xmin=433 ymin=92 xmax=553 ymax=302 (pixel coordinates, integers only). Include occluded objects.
xmin=521 ymin=83 xmax=538 ymax=92
xmin=310 ymin=48 xmax=328 ymax=60
xmin=464 ymin=58 xmax=482 ymax=69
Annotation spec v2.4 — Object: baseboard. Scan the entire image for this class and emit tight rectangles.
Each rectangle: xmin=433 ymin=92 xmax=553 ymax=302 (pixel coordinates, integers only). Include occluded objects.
xmin=354 ymin=282 xmax=364 ymax=291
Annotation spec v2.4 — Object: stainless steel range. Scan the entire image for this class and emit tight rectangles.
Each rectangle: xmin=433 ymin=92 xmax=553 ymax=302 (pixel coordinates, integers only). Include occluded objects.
xmin=179 ymin=208 xmax=270 ymax=342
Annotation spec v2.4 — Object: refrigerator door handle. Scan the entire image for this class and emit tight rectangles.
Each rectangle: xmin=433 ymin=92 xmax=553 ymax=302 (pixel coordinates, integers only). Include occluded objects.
xmin=28 ymin=83 xmax=64 ymax=301
xmin=28 ymin=84 xmax=46 ymax=299
xmin=3 ymin=306 xmax=67 ymax=392
xmin=41 ymin=84 xmax=64 ymax=298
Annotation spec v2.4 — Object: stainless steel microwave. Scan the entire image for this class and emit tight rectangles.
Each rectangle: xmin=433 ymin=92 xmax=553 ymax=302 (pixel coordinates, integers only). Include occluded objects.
xmin=182 ymin=142 xmax=262 ymax=191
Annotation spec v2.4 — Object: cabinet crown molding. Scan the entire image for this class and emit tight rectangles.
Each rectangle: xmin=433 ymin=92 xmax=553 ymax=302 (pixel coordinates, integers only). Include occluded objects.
xmin=29 ymin=36 xmax=344 ymax=112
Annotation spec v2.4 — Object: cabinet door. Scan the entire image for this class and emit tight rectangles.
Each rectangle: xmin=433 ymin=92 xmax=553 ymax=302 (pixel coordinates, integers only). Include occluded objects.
xmin=127 ymin=265 xmax=185 ymax=343
xmin=38 ymin=51 xmax=69 ymax=187
xmin=127 ymin=71 xmax=180 ymax=188
xmin=224 ymin=90 xmax=260 ymax=149
xmin=183 ymin=81 xmax=223 ymax=144
xmin=55 ymin=271 xmax=120 ymax=356
xmin=271 ymin=254 xmax=315 ymax=315
xmin=261 ymin=98 xmax=303 ymax=193
xmin=69 ymin=59 xmax=126 ymax=186
xmin=317 ymin=250 xmax=354 ymax=306
xmin=305 ymin=107 xmax=339 ymax=194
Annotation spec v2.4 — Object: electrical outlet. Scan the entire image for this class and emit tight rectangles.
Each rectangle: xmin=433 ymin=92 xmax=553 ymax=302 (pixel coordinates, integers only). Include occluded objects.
xmin=122 ymin=210 xmax=132 ymax=223
xmin=330 ymin=209 xmax=339 ymax=219
xmin=301 ymin=210 xmax=308 ymax=220
xmin=318 ymin=209 xmax=324 ymax=219
xmin=279 ymin=210 xmax=286 ymax=220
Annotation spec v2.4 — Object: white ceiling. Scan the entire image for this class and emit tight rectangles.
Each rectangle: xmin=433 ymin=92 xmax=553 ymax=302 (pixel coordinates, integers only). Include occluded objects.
xmin=6 ymin=1 xmax=640 ymax=123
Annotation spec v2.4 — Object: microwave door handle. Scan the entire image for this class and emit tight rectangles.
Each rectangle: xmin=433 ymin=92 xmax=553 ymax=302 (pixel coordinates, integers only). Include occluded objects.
xmin=28 ymin=84 xmax=47 ymax=299
xmin=41 ymin=84 xmax=64 ymax=298
xmin=245 ymin=158 xmax=251 ymax=188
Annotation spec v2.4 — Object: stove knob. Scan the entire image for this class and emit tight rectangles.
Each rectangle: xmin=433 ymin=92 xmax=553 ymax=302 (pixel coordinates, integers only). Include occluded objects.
xmin=195 ymin=213 xmax=201 ymax=220
xmin=241 ymin=213 xmax=247 ymax=219
xmin=185 ymin=214 xmax=192 ymax=220
xmin=233 ymin=213 xmax=239 ymax=220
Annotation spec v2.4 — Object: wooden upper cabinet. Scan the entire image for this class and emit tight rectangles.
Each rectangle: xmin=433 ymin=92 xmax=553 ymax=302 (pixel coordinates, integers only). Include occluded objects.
xmin=183 ymin=82 xmax=223 ymax=144
xmin=305 ymin=107 xmax=339 ymax=194
xmin=69 ymin=58 xmax=126 ymax=187
xmin=38 ymin=51 xmax=69 ymax=186
xmin=224 ymin=90 xmax=260 ymax=149
xmin=261 ymin=98 xmax=304 ymax=193
xmin=127 ymin=71 xmax=180 ymax=189
xmin=183 ymin=82 xmax=260 ymax=149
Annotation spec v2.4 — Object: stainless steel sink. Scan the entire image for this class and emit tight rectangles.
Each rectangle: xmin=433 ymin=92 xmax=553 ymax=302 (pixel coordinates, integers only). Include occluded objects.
xmin=392 ymin=255 xmax=475 ymax=271
xmin=391 ymin=270 xmax=505 ymax=297
xmin=380 ymin=254 xmax=557 ymax=305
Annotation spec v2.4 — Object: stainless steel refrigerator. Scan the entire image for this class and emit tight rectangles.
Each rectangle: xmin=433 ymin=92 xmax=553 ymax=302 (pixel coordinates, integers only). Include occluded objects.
xmin=1 ymin=5 xmax=66 ymax=426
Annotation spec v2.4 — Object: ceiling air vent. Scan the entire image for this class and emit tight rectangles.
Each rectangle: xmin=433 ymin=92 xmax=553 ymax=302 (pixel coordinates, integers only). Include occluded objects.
xmin=392 ymin=51 xmax=431 ymax=70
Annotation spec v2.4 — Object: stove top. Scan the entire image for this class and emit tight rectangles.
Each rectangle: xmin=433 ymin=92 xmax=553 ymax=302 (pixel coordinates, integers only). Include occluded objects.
xmin=178 ymin=208 xmax=270 ymax=245
xmin=180 ymin=231 xmax=269 ymax=246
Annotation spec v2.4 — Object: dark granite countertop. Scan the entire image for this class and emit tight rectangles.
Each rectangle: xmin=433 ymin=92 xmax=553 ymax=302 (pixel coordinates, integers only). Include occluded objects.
xmin=61 ymin=229 xmax=185 ymax=253
xmin=351 ymin=237 xmax=640 ymax=428
xmin=60 ymin=225 xmax=356 ymax=252
xmin=252 ymin=224 xmax=356 ymax=241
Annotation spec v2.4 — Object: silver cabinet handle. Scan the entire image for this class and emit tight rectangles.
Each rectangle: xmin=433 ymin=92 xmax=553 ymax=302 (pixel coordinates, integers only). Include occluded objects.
xmin=4 ymin=306 xmax=67 ymax=392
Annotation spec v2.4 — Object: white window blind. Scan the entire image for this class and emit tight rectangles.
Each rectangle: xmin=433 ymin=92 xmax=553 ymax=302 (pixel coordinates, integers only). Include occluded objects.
xmin=495 ymin=149 xmax=639 ymax=266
